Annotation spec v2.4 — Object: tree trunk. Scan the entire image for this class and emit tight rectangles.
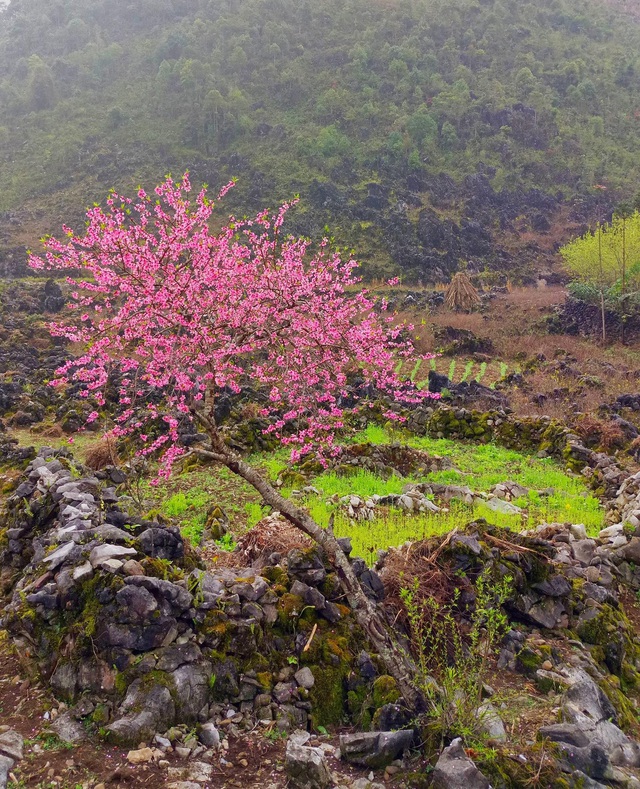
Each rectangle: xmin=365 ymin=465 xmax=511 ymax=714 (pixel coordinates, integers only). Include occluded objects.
xmin=600 ymin=289 xmax=606 ymax=345
xmin=193 ymin=417 xmax=425 ymax=712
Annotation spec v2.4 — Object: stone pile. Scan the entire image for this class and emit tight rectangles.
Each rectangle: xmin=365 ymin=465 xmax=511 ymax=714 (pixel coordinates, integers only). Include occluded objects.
xmin=377 ymin=520 xmax=640 ymax=786
xmin=336 ymin=480 xmax=539 ymax=523
xmin=338 ymin=490 xmax=440 ymax=521
xmin=0 ymin=449 xmax=399 ymax=750
xmin=610 ymin=470 xmax=640 ymax=531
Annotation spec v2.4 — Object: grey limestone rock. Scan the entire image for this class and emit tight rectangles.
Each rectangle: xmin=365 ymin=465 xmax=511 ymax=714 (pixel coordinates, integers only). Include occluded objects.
xmin=156 ymin=643 xmax=202 ymax=672
xmin=49 ymin=712 xmax=87 ymax=744
xmin=484 ymin=498 xmax=521 ymax=515
xmin=0 ymin=755 xmax=14 ymax=789
xmin=98 ymin=615 xmax=178 ymax=651
xmin=138 ymin=527 xmax=184 ymax=560
xmin=539 ymin=670 xmax=640 ymax=777
xmin=172 ymin=662 xmax=213 ymax=721
xmin=285 ymin=741 xmax=332 ymax=789
xmin=0 ymin=730 xmax=23 ymax=762
xmin=105 ymin=680 xmax=176 ymax=746
xmin=295 ymin=667 xmax=315 ymax=690
xmin=431 ymin=738 xmax=491 ymax=789
xmin=198 ymin=722 xmax=221 ymax=748
xmin=123 ymin=575 xmax=193 ymax=612
xmin=115 ymin=584 xmax=158 ymax=619
xmin=50 ymin=661 xmax=78 ymax=701
xmin=43 ymin=541 xmax=79 ymax=569
xmin=89 ymin=543 xmax=137 ymax=567
xmin=476 ymin=702 xmax=506 ymax=741
xmin=339 ymin=730 xmax=413 ymax=769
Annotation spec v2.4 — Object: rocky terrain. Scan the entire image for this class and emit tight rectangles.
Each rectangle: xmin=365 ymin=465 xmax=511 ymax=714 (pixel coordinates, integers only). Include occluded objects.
xmin=2 ymin=275 xmax=640 ymax=788
xmin=5 ymin=437 xmax=640 ymax=787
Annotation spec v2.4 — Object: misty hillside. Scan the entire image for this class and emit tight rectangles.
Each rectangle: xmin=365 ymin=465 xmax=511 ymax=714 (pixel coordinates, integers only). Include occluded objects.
xmin=1 ymin=0 xmax=640 ymax=278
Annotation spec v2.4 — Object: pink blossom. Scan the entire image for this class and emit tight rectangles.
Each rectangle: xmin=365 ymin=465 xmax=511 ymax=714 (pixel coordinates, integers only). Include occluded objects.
xmin=29 ymin=174 xmax=438 ymax=475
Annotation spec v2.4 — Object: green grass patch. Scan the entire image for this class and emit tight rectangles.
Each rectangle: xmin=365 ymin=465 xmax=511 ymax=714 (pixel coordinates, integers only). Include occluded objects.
xmin=279 ymin=424 xmax=605 ymax=562
xmin=283 ymin=468 xmax=406 ymax=500
xmin=161 ymin=489 xmax=210 ymax=546
xmin=353 ymin=425 xmax=593 ymax=496
xmin=245 ymin=501 xmax=267 ymax=528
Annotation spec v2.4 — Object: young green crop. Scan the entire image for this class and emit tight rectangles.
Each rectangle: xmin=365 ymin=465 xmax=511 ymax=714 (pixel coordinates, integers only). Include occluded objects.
xmin=460 ymin=360 xmax=474 ymax=382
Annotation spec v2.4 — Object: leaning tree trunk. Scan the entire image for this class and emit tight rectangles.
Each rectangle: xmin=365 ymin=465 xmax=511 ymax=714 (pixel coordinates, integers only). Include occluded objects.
xmin=192 ymin=413 xmax=425 ymax=712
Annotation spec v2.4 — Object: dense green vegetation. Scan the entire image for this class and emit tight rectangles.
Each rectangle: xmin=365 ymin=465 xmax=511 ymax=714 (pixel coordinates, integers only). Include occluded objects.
xmin=1 ymin=0 xmax=640 ymax=274
xmin=291 ymin=426 xmax=603 ymax=560
xmin=145 ymin=424 xmax=603 ymax=561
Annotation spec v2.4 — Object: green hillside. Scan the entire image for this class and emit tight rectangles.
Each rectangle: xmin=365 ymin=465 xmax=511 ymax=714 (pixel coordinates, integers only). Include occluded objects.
xmin=1 ymin=0 xmax=640 ymax=277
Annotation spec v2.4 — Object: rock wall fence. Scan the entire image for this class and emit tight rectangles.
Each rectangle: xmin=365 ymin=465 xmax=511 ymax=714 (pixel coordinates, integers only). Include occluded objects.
xmin=0 ymin=450 xmax=397 ymax=746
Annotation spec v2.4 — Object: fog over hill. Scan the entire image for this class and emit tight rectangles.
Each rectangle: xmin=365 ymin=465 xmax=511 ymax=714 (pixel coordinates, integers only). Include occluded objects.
xmin=1 ymin=0 xmax=640 ymax=279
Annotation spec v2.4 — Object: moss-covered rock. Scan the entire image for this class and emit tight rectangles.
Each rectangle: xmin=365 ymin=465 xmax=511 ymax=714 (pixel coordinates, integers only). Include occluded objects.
xmin=309 ymin=663 xmax=348 ymax=729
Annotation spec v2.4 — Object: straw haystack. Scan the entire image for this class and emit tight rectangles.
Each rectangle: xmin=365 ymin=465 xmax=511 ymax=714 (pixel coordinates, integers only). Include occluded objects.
xmin=445 ymin=271 xmax=481 ymax=312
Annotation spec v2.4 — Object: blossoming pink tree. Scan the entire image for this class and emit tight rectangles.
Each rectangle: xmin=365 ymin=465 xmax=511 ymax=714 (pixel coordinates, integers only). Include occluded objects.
xmin=30 ymin=174 xmax=437 ymax=706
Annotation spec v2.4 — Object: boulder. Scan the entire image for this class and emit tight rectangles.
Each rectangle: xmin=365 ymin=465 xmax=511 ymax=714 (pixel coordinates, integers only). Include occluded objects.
xmin=98 ymin=616 xmax=178 ymax=651
xmin=198 ymin=722 xmax=220 ymax=748
xmin=127 ymin=747 xmax=154 ymax=764
xmin=89 ymin=543 xmax=137 ymax=567
xmin=539 ymin=670 xmax=640 ymax=776
xmin=285 ymin=741 xmax=332 ymax=789
xmin=138 ymin=527 xmax=184 ymax=560
xmin=105 ymin=680 xmax=176 ymax=746
xmin=484 ymin=498 xmax=521 ymax=515
xmin=49 ymin=712 xmax=87 ymax=743
xmin=339 ymin=730 xmax=413 ymax=769
xmin=123 ymin=576 xmax=193 ymax=612
xmin=295 ymin=667 xmax=315 ymax=690
xmin=476 ymin=702 xmax=506 ymax=741
xmin=431 ymin=738 xmax=491 ymax=789
xmin=0 ymin=730 xmax=23 ymax=761
xmin=171 ymin=662 xmax=212 ymax=721
xmin=0 ymin=754 xmax=14 ymax=789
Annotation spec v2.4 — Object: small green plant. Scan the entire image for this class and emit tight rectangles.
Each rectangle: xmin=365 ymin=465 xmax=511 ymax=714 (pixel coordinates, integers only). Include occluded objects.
xmin=265 ymin=727 xmax=288 ymax=742
xmin=245 ymin=501 xmax=266 ymax=527
xmin=28 ymin=732 xmax=75 ymax=752
xmin=214 ymin=533 xmax=237 ymax=552
xmin=448 ymin=359 xmax=456 ymax=381
xmin=460 ymin=360 xmax=474 ymax=382
xmin=475 ymin=361 xmax=487 ymax=383
xmin=400 ymin=569 xmax=512 ymax=748
xmin=164 ymin=492 xmax=189 ymax=516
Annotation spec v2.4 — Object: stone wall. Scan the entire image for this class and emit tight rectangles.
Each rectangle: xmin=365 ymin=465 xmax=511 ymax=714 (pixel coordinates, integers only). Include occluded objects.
xmin=0 ymin=449 xmax=395 ymax=746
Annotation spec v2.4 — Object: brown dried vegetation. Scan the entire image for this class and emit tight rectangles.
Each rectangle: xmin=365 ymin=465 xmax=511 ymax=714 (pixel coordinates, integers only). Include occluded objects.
xmin=84 ymin=433 xmax=119 ymax=470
